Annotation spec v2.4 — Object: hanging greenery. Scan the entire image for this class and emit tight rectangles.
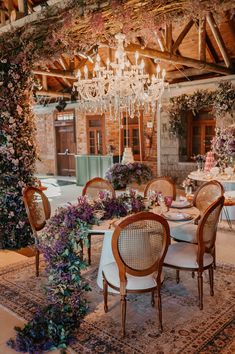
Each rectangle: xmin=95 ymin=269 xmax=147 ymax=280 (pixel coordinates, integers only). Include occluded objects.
xmin=168 ymin=81 xmax=235 ymax=137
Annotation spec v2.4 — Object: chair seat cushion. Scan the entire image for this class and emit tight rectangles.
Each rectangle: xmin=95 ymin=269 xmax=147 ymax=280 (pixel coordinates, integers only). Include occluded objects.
xmin=164 ymin=243 xmax=213 ymax=269
xmin=171 ymin=223 xmax=197 ymax=243
xmin=102 ymin=262 xmax=157 ymax=291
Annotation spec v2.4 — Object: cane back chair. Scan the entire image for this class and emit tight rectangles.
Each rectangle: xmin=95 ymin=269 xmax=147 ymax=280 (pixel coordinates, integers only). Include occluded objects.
xmin=171 ymin=180 xmax=224 ymax=267
xmin=144 ymin=176 xmax=176 ymax=200
xmin=23 ymin=186 xmax=51 ymax=277
xmin=82 ymin=177 xmax=115 ymax=200
xmin=164 ymin=196 xmax=224 ymax=310
xmin=102 ymin=212 xmax=170 ymax=336
xmin=82 ymin=177 xmax=115 ymax=265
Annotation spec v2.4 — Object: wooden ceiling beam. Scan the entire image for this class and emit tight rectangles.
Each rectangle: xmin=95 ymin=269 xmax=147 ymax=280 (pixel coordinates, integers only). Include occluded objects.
xmin=36 ymin=90 xmax=71 ymax=98
xmin=199 ymin=17 xmax=206 ymax=61
xmin=166 ymin=67 xmax=211 ymax=80
xmin=125 ymin=43 xmax=232 ymax=75
xmin=166 ymin=23 xmax=172 ymax=53
xmin=172 ymin=19 xmax=194 ymax=54
xmin=32 ymin=68 xmax=75 ymax=80
xmin=206 ymin=12 xmax=233 ymax=68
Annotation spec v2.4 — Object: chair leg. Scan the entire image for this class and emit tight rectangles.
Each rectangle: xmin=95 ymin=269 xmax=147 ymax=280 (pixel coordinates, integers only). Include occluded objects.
xmin=87 ymin=234 xmax=91 ymax=265
xmin=157 ymin=287 xmax=163 ymax=333
xmin=151 ymin=290 xmax=155 ymax=307
xmin=103 ymin=277 xmax=108 ymax=313
xmin=35 ymin=249 xmax=40 ymax=277
xmin=208 ymin=266 xmax=214 ymax=297
xmin=121 ymin=295 xmax=127 ymax=337
xmin=176 ymin=269 xmax=180 ymax=284
xmin=197 ymin=271 xmax=203 ymax=310
xmin=213 ymin=248 xmax=216 ymax=270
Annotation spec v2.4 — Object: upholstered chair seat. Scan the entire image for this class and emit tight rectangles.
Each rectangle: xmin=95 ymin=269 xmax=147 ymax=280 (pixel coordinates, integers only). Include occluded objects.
xmin=171 ymin=223 xmax=197 ymax=243
xmin=164 ymin=243 xmax=213 ymax=269
xmin=103 ymin=262 xmax=157 ymax=290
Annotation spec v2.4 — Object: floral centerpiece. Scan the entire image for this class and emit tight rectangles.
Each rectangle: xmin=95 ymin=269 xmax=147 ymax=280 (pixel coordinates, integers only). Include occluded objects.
xmin=105 ymin=162 xmax=153 ymax=189
xmin=211 ymin=126 xmax=235 ymax=168
xmin=191 ymin=154 xmax=206 ymax=171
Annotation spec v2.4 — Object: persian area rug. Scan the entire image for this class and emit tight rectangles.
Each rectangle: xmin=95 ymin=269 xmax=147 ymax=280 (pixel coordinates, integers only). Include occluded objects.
xmin=0 ymin=236 xmax=234 ymax=354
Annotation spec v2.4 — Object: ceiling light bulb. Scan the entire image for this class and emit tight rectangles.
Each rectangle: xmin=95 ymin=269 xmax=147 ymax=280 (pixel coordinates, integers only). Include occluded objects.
xmin=156 ymin=64 xmax=161 ymax=73
xmin=135 ymin=51 xmax=139 ymax=61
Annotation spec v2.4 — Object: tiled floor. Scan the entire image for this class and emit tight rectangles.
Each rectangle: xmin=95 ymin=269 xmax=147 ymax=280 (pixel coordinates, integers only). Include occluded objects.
xmin=0 ymin=176 xmax=234 ymax=353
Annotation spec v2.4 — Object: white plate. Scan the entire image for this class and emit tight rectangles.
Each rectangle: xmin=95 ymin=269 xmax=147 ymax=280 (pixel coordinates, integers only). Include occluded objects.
xmin=163 ymin=212 xmax=193 ymax=221
xmin=171 ymin=200 xmax=191 ymax=208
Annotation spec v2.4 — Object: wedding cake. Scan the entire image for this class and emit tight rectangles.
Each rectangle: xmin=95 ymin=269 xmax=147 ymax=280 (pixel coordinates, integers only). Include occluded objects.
xmin=204 ymin=151 xmax=215 ymax=172
xmin=122 ymin=147 xmax=134 ymax=164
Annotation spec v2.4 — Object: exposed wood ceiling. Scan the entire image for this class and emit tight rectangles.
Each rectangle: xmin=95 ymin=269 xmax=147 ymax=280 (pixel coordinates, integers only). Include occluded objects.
xmin=0 ymin=0 xmax=235 ymax=102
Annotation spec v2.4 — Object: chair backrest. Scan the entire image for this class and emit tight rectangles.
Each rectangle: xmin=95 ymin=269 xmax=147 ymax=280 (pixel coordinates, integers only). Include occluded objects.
xmin=23 ymin=186 xmax=51 ymax=234
xmin=82 ymin=177 xmax=115 ymax=200
xmin=112 ymin=212 xmax=170 ymax=283
xmin=144 ymin=177 xmax=176 ymax=200
xmin=197 ymin=196 xmax=224 ymax=267
xmin=193 ymin=181 xmax=224 ymax=213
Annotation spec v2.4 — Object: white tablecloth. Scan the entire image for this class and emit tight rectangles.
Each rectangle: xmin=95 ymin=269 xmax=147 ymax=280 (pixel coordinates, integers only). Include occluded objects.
xmin=92 ymin=207 xmax=199 ymax=292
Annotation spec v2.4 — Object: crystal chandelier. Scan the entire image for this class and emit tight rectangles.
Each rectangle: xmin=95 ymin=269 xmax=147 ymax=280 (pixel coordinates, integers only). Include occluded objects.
xmin=74 ymin=33 xmax=167 ymax=120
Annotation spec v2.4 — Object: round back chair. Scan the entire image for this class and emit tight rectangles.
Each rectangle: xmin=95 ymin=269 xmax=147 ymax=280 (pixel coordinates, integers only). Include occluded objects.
xmin=193 ymin=180 xmax=224 ymax=214
xmin=144 ymin=176 xmax=176 ymax=200
xmin=197 ymin=196 xmax=225 ymax=265
xmin=82 ymin=177 xmax=115 ymax=200
xmin=104 ymin=212 xmax=170 ymax=335
xmin=23 ymin=186 xmax=51 ymax=276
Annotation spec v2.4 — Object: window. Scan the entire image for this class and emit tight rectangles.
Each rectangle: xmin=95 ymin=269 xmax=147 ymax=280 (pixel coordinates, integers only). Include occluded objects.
xmin=56 ymin=112 xmax=74 ymax=121
xmin=179 ymin=110 xmax=216 ymax=162
xmin=86 ymin=115 xmax=105 ymax=155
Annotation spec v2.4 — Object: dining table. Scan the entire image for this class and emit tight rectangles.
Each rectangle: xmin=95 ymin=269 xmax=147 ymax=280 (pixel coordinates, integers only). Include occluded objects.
xmin=91 ymin=204 xmax=200 ymax=293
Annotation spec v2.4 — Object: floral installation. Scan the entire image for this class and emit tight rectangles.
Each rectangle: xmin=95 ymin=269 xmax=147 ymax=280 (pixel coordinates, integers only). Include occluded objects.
xmin=211 ymin=126 xmax=235 ymax=167
xmin=168 ymin=81 xmax=235 ymax=137
xmin=8 ymin=190 xmax=145 ymax=352
xmin=0 ymin=60 xmax=37 ymax=249
xmin=105 ymin=162 xmax=153 ymax=189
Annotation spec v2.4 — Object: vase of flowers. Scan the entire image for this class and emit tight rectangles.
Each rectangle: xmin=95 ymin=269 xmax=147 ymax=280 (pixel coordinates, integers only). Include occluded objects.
xmin=192 ymin=154 xmax=206 ymax=171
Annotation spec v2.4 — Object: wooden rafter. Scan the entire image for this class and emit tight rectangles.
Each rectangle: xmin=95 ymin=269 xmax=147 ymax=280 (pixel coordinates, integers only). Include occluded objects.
xmin=125 ymin=43 xmax=232 ymax=75
xmin=207 ymin=12 xmax=233 ymax=68
xmin=172 ymin=19 xmax=194 ymax=54
xmin=32 ymin=68 xmax=75 ymax=80
xmin=199 ymin=17 xmax=206 ymax=61
xmin=166 ymin=23 xmax=172 ymax=53
xmin=36 ymin=90 xmax=71 ymax=98
xmin=166 ymin=67 xmax=211 ymax=80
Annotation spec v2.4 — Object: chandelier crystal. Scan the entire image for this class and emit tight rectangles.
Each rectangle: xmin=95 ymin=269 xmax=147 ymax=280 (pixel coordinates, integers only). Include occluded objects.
xmin=74 ymin=33 xmax=167 ymax=119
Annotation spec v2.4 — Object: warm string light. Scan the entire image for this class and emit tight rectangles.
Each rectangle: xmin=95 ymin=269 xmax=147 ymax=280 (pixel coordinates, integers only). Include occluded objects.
xmin=73 ymin=33 xmax=167 ymax=120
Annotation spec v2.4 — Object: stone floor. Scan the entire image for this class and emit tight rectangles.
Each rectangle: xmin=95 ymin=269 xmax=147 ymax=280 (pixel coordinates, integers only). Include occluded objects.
xmin=0 ymin=176 xmax=234 ymax=353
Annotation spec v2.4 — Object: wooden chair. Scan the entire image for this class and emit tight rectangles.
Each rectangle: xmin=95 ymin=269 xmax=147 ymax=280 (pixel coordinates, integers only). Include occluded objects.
xmin=102 ymin=211 xmax=170 ymax=336
xmin=82 ymin=177 xmax=115 ymax=265
xmin=164 ymin=196 xmax=224 ymax=310
xmin=171 ymin=181 xmax=224 ymax=267
xmin=82 ymin=177 xmax=115 ymax=200
xmin=23 ymin=186 xmax=51 ymax=277
xmin=144 ymin=176 xmax=176 ymax=200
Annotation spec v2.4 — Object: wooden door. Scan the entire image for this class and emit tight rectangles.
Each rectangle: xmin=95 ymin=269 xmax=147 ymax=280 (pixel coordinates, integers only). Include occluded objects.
xmin=55 ymin=122 xmax=76 ymax=176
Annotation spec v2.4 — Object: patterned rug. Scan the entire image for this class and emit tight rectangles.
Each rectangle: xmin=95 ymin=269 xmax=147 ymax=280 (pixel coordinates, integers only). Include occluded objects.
xmin=0 ymin=236 xmax=234 ymax=354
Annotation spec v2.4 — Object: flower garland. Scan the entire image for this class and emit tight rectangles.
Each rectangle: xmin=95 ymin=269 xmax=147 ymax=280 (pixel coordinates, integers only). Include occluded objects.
xmin=168 ymin=81 xmax=235 ymax=137
xmin=8 ymin=192 xmax=145 ymax=352
xmin=105 ymin=162 xmax=153 ymax=189
xmin=211 ymin=126 xmax=235 ymax=167
xmin=0 ymin=60 xmax=37 ymax=248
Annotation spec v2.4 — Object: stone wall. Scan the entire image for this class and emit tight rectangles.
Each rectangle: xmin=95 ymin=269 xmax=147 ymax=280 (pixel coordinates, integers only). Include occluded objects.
xmin=34 ymin=104 xmax=158 ymax=176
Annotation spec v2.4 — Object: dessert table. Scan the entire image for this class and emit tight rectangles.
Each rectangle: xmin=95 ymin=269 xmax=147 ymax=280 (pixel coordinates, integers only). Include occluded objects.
xmin=92 ymin=206 xmax=199 ymax=292
xmin=188 ymin=171 xmax=235 ymax=220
